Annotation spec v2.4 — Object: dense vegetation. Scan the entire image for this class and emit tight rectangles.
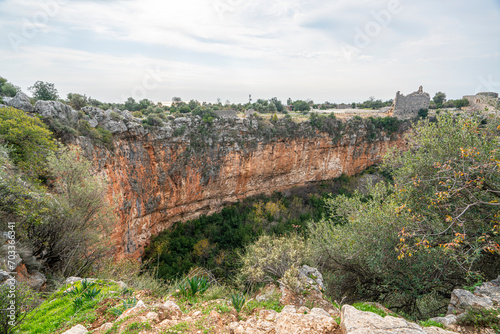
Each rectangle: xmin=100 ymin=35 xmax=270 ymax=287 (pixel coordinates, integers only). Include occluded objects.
xmin=144 ymin=179 xmax=349 ymax=281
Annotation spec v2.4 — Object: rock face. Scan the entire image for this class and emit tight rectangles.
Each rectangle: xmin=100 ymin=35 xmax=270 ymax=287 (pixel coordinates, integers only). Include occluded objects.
xmin=340 ymin=305 xmax=455 ymax=334
xmin=447 ymin=289 xmax=493 ymax=315
xmin=28 ymin=100 xmax=407 ymax=259
xmin=275 ymin=305 xmax=337 ymax=333
xmin=5 ymin=92 xmax=33 ymax=112
xmin=83 ymin=114 xmax=407 ymax=258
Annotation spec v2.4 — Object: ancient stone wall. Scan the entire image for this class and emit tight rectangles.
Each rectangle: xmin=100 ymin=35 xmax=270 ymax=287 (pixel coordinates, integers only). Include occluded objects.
xmin=463 ymin=92 xmax=499 ymax=111
xmin=391 ymin=86 xmax=430 ymax=119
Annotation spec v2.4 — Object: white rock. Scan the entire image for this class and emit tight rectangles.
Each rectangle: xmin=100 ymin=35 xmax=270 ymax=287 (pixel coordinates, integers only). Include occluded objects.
xmin=61 ymin=324 xmax=88 ymax=334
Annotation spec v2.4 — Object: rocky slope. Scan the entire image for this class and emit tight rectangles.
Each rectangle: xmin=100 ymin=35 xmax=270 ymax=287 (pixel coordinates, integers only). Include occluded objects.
xmin=5 ymin=93 xmax=408 ymax=259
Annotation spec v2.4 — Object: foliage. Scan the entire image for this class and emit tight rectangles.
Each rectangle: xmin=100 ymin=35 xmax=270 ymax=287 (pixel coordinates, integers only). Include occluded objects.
xmin=109 ymin=297 xmax=137 ymax=316
xmin=143 ymin=114 xmax=164 ymax=127
xmin=18 ymin=280 xmax=121 ymax=334
xmin=6 ymin=146 xmax=115 ymax=277
xmin=28 ymin=81 xmax=59 ymax=101
xmin=433 ymin=92 xmax=446 ymax=108
xmin=238 ymin=233 xmax=311 ymax=290
xmin=144 ymin=187 xmax=336 ymax=282
xmin=292 ymin=100 xmax=311 ymax=112
xmin=0 ymin=283 xmax=40 ymax=334
xmin=309 ymin=113 xmax=500 ymax=318
xmin=230 ymin=293 xmax=246 ymax=313
xmin=0 ymin=107 xmax=57 ymax=178
xmin=419 ymin=319 xmax=446 ymax=329
xmin=385 ymin=113 xmax=500 ymax=271
xmin=179 ymin=276 xmax=210 ymax=297
xmin=67 ymin=93 xmax=88 ymax=110
xmin=457 ymin=307 xmax=500 ymax=329
xmin=352 ymin=302 xmax=388 ymax=317
xmin=1 ymin=83 xmax=21 ymax=97
xmin=417 ymin=108 xmax=428 ymax=119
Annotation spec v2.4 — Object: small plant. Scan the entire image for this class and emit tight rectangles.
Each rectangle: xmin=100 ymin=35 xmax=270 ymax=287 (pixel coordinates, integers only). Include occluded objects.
xmin=352 ymin=303 xmax=387 ymax=317
xmin=419 ymin=319 xmax=445 ymax=329
xmin=73 ymin=297 xmax=84 ymax=310
xmin=230 ymin=293 xmax=246 ymax=313
xmin=124 ymin=321 xmax=151 ymax=334
xmin=82 ymin=286 xmax=101 ymax=301
xmin=457 ymin=307 xmax=500 ymax=329
xmin=109 ymin=296 xmax=137 ymax=316
xmin=179 ymin=276 xmax=210 ymax=298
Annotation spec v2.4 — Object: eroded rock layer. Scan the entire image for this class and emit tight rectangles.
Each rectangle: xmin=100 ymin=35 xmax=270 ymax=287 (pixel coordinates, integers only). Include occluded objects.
xmin=78 ymin=115 xmax=407 ymax=259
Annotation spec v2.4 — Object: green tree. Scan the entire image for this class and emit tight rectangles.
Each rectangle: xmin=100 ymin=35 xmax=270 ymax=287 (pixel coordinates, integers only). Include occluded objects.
xmin=293 ymin=100 xmax=310 ymax=112
xmin=1 ymin=83 xmax=21 ymax=97
xmin=384 ymin=113 xmax=500 ymax=267
xmin=28 ymin=81 xmax=59 ymax=101
xmin=124 ymin=97 xmax=139 ymax=111
xmin=269 ymin=97 xmax=284 ymax=112
xmin=188 ymin=99 xmax=199 ymax=110
xmin=0 ymin=107 xmax=57 ymax=177
xmin=433 ymin=92 xmax=446 ymax=107
xmin=67 ymin=93 xmax=88 ymax=110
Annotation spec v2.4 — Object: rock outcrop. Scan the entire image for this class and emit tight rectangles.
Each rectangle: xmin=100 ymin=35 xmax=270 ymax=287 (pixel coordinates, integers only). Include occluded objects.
xmin=89 ymin=116 xmax=406 ymax=258
xmin=341 ymin=305 xmax=455 ymax=334
xmin=5 ymin=92 xmax=33 ymax=112
xmin=25 ymin=101 xmax=408 ymax=258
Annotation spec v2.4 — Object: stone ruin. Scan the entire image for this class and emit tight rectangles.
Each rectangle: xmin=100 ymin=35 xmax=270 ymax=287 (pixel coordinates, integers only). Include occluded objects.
xmin=388 ymin=86 xmax=430 ymax=120
xmin=463 ymin=92 xmax=499 ymax=111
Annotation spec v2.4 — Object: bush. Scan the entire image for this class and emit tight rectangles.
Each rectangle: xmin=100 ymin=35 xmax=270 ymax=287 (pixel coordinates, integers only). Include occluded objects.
xmin=1 ymin=83 xmax=21 ymax=97
xmin=457 ymin=307 xmax=500 ymax=329
xmin=0 ymin=107 xmax=57 ymax=178
xmin=21 ymin=146 xmax=115 ymax=276
xmin=0 ymin=283 xmax=40 ymax=334
xmin=238 ymin=233 xmax=311 ymax=291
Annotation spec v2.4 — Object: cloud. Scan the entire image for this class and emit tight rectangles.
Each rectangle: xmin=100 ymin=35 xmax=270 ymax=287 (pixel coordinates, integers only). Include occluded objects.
xmin=0 ymin=0 xmax=499 ymax=102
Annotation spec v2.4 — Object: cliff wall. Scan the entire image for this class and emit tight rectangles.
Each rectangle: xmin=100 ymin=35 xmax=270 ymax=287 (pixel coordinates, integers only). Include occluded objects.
xmin=22 ymin=98 xmax=407 ymax=259
xmin=79 ymin=115 xmax=407 ymax=259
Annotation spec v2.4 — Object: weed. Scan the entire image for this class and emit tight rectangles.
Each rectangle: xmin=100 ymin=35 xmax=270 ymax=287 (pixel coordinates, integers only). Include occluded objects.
xmin=352 ymin=302 xmax=387 ymax=317
xmin=457 ymin=307 xmax=500 ymax=329
xmin=419 ymin=319 xmax=445 ymax=329
xmin=231 ymin=293 xmax=246 ymax=313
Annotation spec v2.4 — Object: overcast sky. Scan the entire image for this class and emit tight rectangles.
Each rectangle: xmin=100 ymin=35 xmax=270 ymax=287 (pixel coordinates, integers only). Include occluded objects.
xmin=1 ymin=0 xmax=499 ymax=104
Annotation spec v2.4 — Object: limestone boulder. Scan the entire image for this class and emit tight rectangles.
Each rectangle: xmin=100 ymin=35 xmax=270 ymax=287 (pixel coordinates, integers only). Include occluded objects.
xmin=61 ymin=324 xmax=88 ymax=334
xmin=275 ymin=305 xmax=337 ymax=334
xmin=429 ymin=314 xmax=458 ymax=327
xmin=6 ymin=92 xmax=33 ymax=112
xmin=447 ymin=289 xmax=493 ymax=315
xmin=341 ymin=305 xmax=456 ymax=334
xmin=34 ymin=100 xmax=79 ymax=124
xmin=25 ymin=271 xmax=46 ymax=291
xmin=474 ymin=276 xmax=500 ymax=304
xmin=298 ymin=265 xmax=325 ymax=292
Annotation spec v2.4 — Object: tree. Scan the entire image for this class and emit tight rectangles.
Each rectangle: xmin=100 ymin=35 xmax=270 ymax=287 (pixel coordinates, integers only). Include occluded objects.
xmin=269 ymin=97 xmax=284 ymax=112
xmin=67 ymin=93 xmax=88 ymax=110
xmin=188 ymin=99 xmax=199 ymax=110
xmin=28 ymin=81 xmax=59 ymax=101
xmin=124 ymin=97 xmax=139 ymax=111
xmin=1 ymin=83 xmax=21 ymax=97
xmin=433 ymin=92 xmax=446 ymax=107
xmin=287 ymin=98 xmax=293 ymax=106
xmin=172 ymin=97 xmax=182 ymax=105
xmin=293 ymin=100 xmax=310 ymax=112
xmin=384 ymin=113 xmax=500 ymax=269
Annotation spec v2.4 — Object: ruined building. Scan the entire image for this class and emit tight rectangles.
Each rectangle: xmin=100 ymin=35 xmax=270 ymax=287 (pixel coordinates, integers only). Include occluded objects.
xmin=463 ymin=92 xmax=499 ymax=111
xmin=388 ymin=86 xmax=430 ymax=119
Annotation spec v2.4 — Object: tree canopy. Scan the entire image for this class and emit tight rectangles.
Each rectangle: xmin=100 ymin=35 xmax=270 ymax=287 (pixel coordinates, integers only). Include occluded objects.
xmin=28 ymin=81 xmax=59 ymax=101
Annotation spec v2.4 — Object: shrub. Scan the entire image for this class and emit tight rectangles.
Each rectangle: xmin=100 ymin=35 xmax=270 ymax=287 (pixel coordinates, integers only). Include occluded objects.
xmin=230 ymin=293 xmax=246 ymax=313
xmin=0 ymin=107 xmax=57 ymax=178
xmin=238 ymin=233 xmax=311 ymax=291
xmin=457 ymin=307 xmax=500 ymax=329
xmin=1 ymin=83 xmax=21 ymax=97
xmin=0 ymin=283 xmax=40 ymax=334
xmin=23 ymin=146 xmax=115 ymax=276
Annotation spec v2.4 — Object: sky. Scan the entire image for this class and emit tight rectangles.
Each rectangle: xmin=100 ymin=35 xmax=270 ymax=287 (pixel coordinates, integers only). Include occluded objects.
xmin=1 ymin=0 xmax=499 ymax=104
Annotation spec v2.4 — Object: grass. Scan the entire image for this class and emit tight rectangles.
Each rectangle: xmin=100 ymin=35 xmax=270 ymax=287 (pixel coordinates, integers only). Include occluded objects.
xmin=18 ymin=280 xmax=122 ymax=334
xmin=419 ymin=319 xmax=446 ymax=329
xmin=162 ymin=321 xmax=190 ymax=333
xmin=352 ymin=302 xmax=388 ymax=318
xmin=123 ymin=321 xmax=152 ymax=334
xmin=244 ymin=292 xmax=284 ymax=314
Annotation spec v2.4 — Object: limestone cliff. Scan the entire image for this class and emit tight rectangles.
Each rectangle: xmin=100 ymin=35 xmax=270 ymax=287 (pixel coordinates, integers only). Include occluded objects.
xmin=79 ymin=114 xmax=407 ymax=259
xmin=22 ymin=97 xmax=407 ymax=259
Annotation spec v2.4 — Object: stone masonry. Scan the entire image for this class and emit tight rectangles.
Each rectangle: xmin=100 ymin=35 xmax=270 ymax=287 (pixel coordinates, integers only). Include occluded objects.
xmin=389 ymin=86 xmax=430 ymax=119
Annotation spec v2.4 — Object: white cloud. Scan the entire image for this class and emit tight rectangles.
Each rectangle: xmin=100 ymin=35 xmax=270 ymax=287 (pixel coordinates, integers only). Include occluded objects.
xmin=0 ymin=0 xmax=499 ymax=102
